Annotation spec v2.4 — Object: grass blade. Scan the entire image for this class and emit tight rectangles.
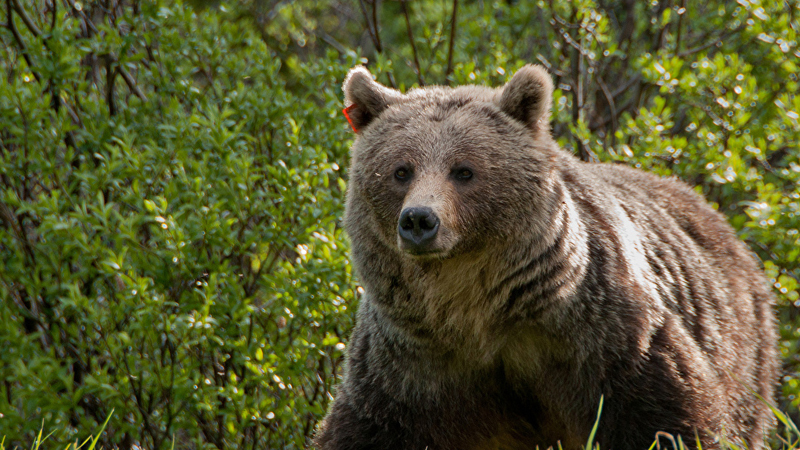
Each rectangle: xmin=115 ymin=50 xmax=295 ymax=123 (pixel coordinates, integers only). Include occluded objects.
xmin=585 ymin=395 xmax=604 ymax=450
xmin=87 ymin=409 xmax=115 ymax=450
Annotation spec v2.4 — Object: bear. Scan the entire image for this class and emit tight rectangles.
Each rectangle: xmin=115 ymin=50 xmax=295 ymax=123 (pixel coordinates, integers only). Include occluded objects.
xmin=315 ymin=64 xmax=779 ymax=450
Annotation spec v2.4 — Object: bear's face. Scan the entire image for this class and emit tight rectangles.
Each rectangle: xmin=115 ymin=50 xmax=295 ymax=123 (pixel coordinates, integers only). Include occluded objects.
xmin=343 ymin=66 xmax=559 ymax=261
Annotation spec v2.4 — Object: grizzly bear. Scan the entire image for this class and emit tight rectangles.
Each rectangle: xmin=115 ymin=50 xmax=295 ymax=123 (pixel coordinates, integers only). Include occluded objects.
xmin=315 ymin=65 xmax=778 ymax=450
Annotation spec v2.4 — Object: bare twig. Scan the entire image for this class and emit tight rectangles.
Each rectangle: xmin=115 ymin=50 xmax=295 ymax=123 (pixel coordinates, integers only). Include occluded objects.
xmin=536 ymin=54 xmax=567 ymax=77
xmin=355 ymin=0 xmax=396 ymax=88
xmin=400 ymin=0 xmax=424 ymax=85
xmin=6 ymin=0 xmax=41 ymax=83
xmin=296 ymin=19 xmax=348 ymax=56
xmin=11 ymin=0 xmax=41 ymax=36
xmin=568 ymin=7 xmax=581 ymax=137
xmin=371 ymin=0 xmax=382 ymax=51
xmin=65 ymin=0 xmax=146 ymax=101
xmin=357 ymin=0 xmax=379 ymax=51
xmin=677 ymin=23 xmax=747 ymax=58
xmin=315 ymin=28 xmax=348 ymax=55
xmin=444 ymin=0 xmax=457 ymax=83
xmin=649 ymin=0 xmax=671 ymax=53
xmin=106 ymin=59 xmax=117 ymax=116
xmin=50 ymin=0 xmax=56 ymax=30
xmin=113 ymin=55 xmax=147 ymax=100
xmin=589 ymin=92 xmax=642 ymax=132
xmin=596 ymin=75 xmax=618 ymax=145
xmin=610 ymin=74 xmax=641 ymax=99
xmin=618 ymin=0 xmax=636 ymax=50
xmin=674 ymin=0 xmax=686 ymax=56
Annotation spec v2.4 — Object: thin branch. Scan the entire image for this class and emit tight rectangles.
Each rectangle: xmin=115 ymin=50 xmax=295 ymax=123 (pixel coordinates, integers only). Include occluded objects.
xmin=106 ymin=60 xmax=117 ymax=116
xmin=11 ymin=0 xmax=41 ymax=37
xmin=589 ymin=87 xmax=644 ymax=133
xmin=357 ymin=0 xmax=379 ymax=51
xmin=674 ymin=0 xmax=686 ymax=56
xmin=315 ymin=28 xmax=348 ymax=55
xmin=6 ymin=0 xmax=41 ymax=83
xmin=50 ymin=0 xmax=56 ymax=31
xmin=400 ymin=0 xmax=424 ymax=85
xmin=677 ymin=24 xmax=747 ymax=58
xmin=536 ymin=54 xmax=567 ymax=77
xmin=610 ymin=75 xmax=641 ymax=99
xmin=297 ymin=20 xmax=347 ymax=56
xmin=371 ymin=0 xmax=382 ymax=51
xmin=444 ymin=0 xmax=457 ymax=84
xmin=113 ymin=55 xmax=147 ymax=100
xmin=596 ymin=75 xmax=618 ymax=145
xmin=649 ymin=0 xmax=671 ymax=53
xmin=568 ymin=7 xmax=580 ymax=132
xmin=65 ymin=0 xmax=146 ymax=101
xmin=355 ymin=0 xmax=396 ymax=88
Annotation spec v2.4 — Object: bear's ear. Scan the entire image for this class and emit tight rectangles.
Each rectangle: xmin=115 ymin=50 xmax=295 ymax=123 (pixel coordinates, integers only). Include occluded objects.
xmin=497 ymin=65 xmax=553 ymax=132
xmin=343 ymin=66 xmax=403 ymax=133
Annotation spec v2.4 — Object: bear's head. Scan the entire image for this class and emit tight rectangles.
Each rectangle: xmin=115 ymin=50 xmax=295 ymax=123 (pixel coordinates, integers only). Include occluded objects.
xmin=343 ymin=65 xmax=562 ymax=261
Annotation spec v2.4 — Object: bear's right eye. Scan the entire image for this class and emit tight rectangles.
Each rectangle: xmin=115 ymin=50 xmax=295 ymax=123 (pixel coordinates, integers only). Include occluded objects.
xmin=455 ymin=168 xmax=473 ymax=181
xmin=394 ymin=167 xmax=411 ymax=181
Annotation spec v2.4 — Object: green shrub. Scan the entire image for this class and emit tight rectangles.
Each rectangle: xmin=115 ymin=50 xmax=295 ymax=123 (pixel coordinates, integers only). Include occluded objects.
xmin=1 ymin=1 xmax=356 ymax=448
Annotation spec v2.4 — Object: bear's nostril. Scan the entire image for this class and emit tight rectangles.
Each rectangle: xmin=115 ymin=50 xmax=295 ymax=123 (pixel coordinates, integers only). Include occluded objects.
xmin=398 ymin=207 xmax=440 ymax=249
xmin=400 ymin=211 xmax=415 ymax=231
xmin=420 ymin=215 xmax=437 ymax=231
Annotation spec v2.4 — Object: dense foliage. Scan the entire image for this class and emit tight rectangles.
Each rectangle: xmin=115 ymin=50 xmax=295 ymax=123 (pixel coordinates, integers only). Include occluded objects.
xmin=0 ymin=2 xmax=356 ymax=448
xmin=0 ymin=0 xmax=798 ymax=448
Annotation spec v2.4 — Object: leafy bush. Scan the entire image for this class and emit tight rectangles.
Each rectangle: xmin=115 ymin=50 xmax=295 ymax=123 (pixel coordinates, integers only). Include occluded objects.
xmin=1 ymin=1 xmax=356 ymax=448
xmin=1 ymin=0 xmax=798 ymax=448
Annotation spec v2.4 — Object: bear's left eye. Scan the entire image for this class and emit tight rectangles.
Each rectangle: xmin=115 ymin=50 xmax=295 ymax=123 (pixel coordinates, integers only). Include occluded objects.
xmin=454 ymin=168 xmax=473 ymax=181
xmin=395 ymin=167 xmax=411 ymax=181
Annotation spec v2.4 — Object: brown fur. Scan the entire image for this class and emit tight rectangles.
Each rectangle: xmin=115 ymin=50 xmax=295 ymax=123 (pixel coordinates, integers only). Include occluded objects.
xmin=315 ymin=65 xmax=779 ymax=450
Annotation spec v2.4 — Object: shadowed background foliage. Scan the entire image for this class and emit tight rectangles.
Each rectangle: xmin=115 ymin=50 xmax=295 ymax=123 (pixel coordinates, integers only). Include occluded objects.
xmin=0 ymin=0 xmax=798 ymax=448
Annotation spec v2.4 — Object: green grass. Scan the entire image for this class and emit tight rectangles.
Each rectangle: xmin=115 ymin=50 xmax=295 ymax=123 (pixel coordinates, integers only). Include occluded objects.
xmin=1 ymin=410 xmax=113 ymax=450
xmin=585 ymin=395 xmax=604 ymax=450
xmin=3 ymin=403 xmax=799 ymax=450
xmin=581 ymin=392 xmax=799 ymax=450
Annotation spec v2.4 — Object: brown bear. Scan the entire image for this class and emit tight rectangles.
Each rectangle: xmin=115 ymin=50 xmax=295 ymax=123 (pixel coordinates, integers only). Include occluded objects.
xmin=315 ymin=65 xmax=778 ymax=450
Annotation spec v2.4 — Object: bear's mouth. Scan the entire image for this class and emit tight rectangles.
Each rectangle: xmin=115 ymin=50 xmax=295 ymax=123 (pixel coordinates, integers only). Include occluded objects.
xmin=401 ymin=245 xmax=446 ymax=258
xmin=397 ymin=235 xmax=452 ymax=259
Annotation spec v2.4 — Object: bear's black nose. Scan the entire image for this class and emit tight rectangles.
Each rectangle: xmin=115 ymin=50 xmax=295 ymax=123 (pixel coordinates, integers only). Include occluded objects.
xmin=398 ymin=207 xmax=440 ymax=249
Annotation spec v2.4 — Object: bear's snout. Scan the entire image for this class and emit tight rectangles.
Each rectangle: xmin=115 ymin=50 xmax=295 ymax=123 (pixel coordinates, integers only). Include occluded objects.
xmin=398 ymin=207 xmax=440 ymax=253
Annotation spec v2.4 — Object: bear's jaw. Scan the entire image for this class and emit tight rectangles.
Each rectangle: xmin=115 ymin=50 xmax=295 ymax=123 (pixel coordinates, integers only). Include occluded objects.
xmin=400 ymin=246 xmax=448 ymax=259
xmin=396 ymin=237 xmax=457 ymax=259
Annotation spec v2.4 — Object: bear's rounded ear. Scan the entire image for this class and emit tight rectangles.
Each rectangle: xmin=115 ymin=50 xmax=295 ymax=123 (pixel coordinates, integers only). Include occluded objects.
xmin=343 ymin=66 xmax=402 ymax=133
xmin=497 ymin=65 xmax=553 ymax=132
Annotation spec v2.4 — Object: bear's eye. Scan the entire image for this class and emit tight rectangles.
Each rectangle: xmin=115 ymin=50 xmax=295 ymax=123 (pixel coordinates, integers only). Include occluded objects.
xmin=394 ymin=167 xmax=411 ymax=181
xmin=454 ymin=168 xmax=473 ymax=181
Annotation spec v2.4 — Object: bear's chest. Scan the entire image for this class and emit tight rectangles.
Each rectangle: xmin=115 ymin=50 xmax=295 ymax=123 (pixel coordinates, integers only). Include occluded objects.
xmin=397 ymin=256 xmax=509 ymax=354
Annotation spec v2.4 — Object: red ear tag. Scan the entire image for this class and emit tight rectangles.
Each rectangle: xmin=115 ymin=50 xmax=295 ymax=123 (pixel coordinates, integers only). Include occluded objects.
xmin=343 ymin=104 xmax=360 ymax=133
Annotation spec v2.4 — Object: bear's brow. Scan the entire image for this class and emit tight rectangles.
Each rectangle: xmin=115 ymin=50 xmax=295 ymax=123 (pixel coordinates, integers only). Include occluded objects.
xmin=474 ymin=104 xmax=512 ymax=131
xmin=429 ymin=97 xmax=473 ymax=122
xmin=439 ymin=97 xmax=472 ymax=110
